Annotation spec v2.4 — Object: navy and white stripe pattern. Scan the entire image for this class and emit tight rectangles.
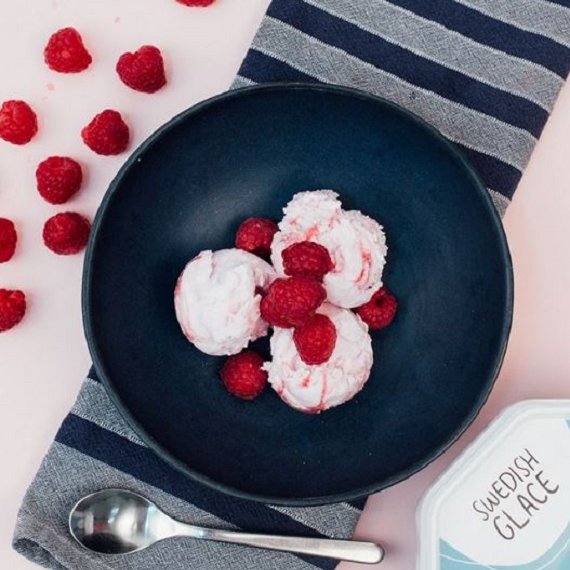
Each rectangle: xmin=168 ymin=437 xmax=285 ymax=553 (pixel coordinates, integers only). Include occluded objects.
xmin=14 ymin=370 xmax=364 ymax=570
xmin=13 ymin=3 xmax=570 ymax=569
xmin=233 ymin=0 xmax=570 ymax=215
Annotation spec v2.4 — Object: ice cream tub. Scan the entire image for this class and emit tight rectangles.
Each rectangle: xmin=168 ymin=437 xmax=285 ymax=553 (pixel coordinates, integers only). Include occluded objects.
xmin=418 ymin=400 xmax=570 ymax=569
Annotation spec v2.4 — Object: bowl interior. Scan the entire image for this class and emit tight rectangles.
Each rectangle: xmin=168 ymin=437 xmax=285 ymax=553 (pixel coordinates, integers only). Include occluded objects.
xmin=85 ymin=84 xmax=512 ymax=505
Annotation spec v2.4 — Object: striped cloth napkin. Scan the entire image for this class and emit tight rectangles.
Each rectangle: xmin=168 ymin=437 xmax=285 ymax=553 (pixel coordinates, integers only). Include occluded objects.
xmin=235 ymin=0 xmax=570 ymax=215
xmin=14 ymin=1 xmax=570 ymax=570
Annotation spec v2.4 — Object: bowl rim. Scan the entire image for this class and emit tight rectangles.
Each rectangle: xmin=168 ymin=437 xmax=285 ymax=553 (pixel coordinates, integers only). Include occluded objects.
xmin=82 ymin=82 xmax=514 ymax=506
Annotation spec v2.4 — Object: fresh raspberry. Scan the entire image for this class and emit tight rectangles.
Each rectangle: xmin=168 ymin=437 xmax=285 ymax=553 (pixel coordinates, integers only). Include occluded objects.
xmin=177 ymin=0 xmax=217 ymax=6
xmin=0 ymin=100 xmax=38 ymax=145
xmin=0 ymin=289 xmax=26 ymax=332
xmin=43 ymin=212 xmax=90 ymax=255
xmin=36 ymin=156 xmax=83 ymax=204
xmin=294 ymin=314 xmax=337 ymax=365
xmin=44 ymin=27 xmax=92 ymax=73
xmin=220 ymin=351 xmax=268 ymax=400
xmin=355 ymin=287 xmax=398 ymax=330
xmin=81 ymin=110 xmax=129 ymax=155
xmin=0 ymin=219 xmax=17 ymax=263
xmin=116 ymin=45 xmax=167 ymax=94
xmin=282 ymin=241 xmax=333 ymax=281
xmin=261 ymin=276 xmax=326 ymax=328
xmin=235 ymin=218 xmax=278 ymax=258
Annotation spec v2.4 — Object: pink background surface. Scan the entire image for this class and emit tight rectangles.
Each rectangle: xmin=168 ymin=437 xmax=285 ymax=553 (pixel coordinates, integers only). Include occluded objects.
xmin=1 ymin=1 xmax=569 ymax=569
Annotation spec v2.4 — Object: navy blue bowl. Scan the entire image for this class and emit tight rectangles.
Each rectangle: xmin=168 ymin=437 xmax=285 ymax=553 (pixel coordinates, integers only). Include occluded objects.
xmin=83 ymin=83 xmax=513 ymax=506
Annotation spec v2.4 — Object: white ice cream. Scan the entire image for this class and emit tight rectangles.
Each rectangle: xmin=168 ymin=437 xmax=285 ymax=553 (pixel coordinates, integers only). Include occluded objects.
xmin=264 ymin=304 xmax=373 ymax=413
xmin=174 ymin=249 xmax=276 ymax=356
xmin=271 ymin=190 xmax=387 ymax=308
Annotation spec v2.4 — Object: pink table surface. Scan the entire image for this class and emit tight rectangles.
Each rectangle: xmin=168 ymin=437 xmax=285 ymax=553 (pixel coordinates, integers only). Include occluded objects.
xmin=1 ymin=2 xmax=569 ymax=569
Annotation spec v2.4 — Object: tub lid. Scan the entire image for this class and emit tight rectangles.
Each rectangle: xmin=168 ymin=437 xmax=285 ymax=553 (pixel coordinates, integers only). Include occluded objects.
xmin=418 ymin=400 xmax=570 ymax=569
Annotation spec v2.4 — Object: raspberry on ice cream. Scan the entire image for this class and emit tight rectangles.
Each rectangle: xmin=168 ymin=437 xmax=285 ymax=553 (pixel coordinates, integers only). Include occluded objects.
xmin=293 ymin=314 xmax=337 ymax=365
xmin=260 ymin=276 xmax=326 ymax=328
xmin=271 ymin=190 xmax=387 ymax=308
xmin=174 ymin=249 xmax=276 ymax=356
xmin=265 ymin=304 xmax=373 ymax=413
xmin=282 ymin=241 xmax=333 ymax=281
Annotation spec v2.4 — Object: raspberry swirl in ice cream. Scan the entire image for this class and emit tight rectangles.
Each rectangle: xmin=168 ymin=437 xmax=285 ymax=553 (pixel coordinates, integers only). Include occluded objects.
xmin=264 ymin=303 xmax=373 ymax=413
xmin=174 ymin=249 xmax=276 ymax=356
xmin=271 ymin=190 xmax=387 ymax=308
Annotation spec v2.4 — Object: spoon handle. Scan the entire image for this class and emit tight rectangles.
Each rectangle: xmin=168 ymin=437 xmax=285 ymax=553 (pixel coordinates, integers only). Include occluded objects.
xmin=176 ymin=525 xmax=384 ymax=564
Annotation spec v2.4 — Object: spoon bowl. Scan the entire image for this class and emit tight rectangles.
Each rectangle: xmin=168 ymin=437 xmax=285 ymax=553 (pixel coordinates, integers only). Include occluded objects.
xmin=69 ymin=489 xmax=174 ymax=554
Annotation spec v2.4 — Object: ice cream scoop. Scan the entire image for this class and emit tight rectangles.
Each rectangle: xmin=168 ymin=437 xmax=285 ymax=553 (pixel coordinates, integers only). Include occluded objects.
xmin=272 ymin=191 xmax=387 ymax=308
xmin=264 ymin=303 xmax=373 ymax=413
xmin=174 ymin=249 xmax=276 ymax=356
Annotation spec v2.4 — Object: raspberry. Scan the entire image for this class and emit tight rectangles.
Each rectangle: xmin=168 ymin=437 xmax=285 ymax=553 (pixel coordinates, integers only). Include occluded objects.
xmin=43 ymin=212 xmax=90 ymax=255
xmin=44 ymin=27 xmax=92 ymax=73
xmin=0 ymin=218 xmax=17 ymax=263
xmin=116 ymin=45 xmax=167 ymax=94
xmin=0 ymin=289 xmax=26 ymax=332
xmin=177 ymin=0 xmax=217 ymax=6
xmin=282 ymin=241 xmax=333 ymax=281
xmin=0 ymin=100 xmax=38 ymax=145
xmin=355 ymin=287 xmax=398 ymax=330
xmin=81 ymin=110 xmax=129 ymax=155
xmin=36 ymin=156 xmax=83 ymax=204
xmin=294 ymin=314 xmax=337 ymax=365
xmin=235 ymin=218 xmax=278 ymax=258
xmin=220 ymin=351 xmax=268 ymax=400
xmin=261 ymin=276 xmax=326 ymax=328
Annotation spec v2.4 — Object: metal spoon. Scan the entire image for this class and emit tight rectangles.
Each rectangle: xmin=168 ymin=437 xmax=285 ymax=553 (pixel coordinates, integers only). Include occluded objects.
xmin=69 ymin=489 xmax=384 ymax=564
